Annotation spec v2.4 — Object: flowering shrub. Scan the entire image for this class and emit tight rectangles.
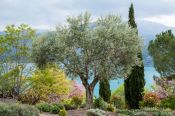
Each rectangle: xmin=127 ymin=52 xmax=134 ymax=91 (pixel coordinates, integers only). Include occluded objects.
xmin=143 ymin=92 xmax=160 ymax=107
xmin=153 ymin=75 xmax=175 ymax=97
xmin=68 ymin=81 xmax=85 ymax=98
xmin=154 ymin=86 xmax=168 ymax=99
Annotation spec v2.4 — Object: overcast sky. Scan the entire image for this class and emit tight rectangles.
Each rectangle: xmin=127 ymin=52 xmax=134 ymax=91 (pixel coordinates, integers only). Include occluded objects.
xmin=1 ymin=0 xmax=175 ymax=30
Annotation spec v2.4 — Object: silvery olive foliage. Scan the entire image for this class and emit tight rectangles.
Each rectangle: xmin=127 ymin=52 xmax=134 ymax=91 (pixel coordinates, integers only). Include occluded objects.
xmin=38 ymin=12 xmax=141 ymax=79
xmin=32 ymin=12 xmax=142 ymax=107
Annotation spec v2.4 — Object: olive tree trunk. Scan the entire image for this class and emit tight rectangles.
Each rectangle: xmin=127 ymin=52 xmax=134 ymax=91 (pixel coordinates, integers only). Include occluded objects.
xmin=80 ymin=74 xmax=99 ymax=109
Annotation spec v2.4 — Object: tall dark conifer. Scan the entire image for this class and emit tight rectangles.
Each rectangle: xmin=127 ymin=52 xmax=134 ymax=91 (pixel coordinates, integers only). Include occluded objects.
xmin=99 ymin=78 xmax=111 ymax=102
xmin=124 ymin=3 xmax=145 ymax=109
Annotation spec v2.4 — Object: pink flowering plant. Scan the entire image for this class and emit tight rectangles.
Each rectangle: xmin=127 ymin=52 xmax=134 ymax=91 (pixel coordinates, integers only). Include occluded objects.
xmin=153 ymin=76 xmax=175 ymax=98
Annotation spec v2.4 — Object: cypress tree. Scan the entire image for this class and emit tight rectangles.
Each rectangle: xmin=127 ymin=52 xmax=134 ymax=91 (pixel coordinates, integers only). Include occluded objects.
xmin=124 ymin=3 xmax=145 ymax=109
xmin=99 ymin=78 xmax=111 ymax=102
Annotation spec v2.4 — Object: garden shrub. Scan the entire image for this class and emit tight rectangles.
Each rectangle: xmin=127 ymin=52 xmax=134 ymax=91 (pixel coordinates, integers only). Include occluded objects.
xmin=80 ymin=103 xmax=86 ymax=108
xmin=86 ymin=109 xmax=106 ymax=116
xmin=160 ymin=95 xmax=175 ymax=110
xmin=111 ymin=95 xmax=125 ymax=108
xmin=51 ymin=103 xmax=64 ymax=109
xmin=106 ymin=104 xmax=115 ymax=112
xmin=64 ymin=104 xmax=77 ymax=110
xmin=94 ymin=97 xmax=107 ymax=110
xmin=71 ymin=96 xmax=83 ymax=107
xmin=59 ymin=109 xmax=67 ymax=116
xmin=116 ymin=109 xmax=132 ymax=115
xmin=36 ymin=102 xmax=66 ymax=114
xmin=152 ymin=111 xmax=172 ymax=116
xmin=111 ymin=84 xmax=125 ymax=108
xmin=142 ymin=107 xmax=160 ymax=112
xmin=35 ymin=102 xmax=51 ymax=112
xmin=117 ymin=108 xmax=173 ymax=116
xmin=18 ymin=90 xmax=40 ymax=104
xmin=50 ymin=105 xmax=60 ymax=114
xmin=0 ymin=103 xmax=39 ymax=116
xmin=61 ymin=98 xmax=72 ymax=105
xmin=24 ymin=67 xmax=70 ymax=103
xmin=143 ymin=92 xmax=160 ymax=107
xmin=132 ymin=111 xmax=147 ymax=116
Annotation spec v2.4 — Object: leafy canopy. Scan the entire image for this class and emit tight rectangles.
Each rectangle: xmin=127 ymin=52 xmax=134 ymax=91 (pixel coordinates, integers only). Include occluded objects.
xmin=148 ymin=30 xmax=175 ymax=76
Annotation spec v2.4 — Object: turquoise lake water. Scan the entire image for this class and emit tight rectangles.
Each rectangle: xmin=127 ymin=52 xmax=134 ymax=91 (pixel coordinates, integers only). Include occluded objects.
xmin=77 ymin=67 xmax=160 ymax=96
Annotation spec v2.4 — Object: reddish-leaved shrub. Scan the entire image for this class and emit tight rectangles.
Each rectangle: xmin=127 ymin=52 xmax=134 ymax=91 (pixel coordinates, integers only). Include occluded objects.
xmin=143 ymin=92 xmax=160 ymax=107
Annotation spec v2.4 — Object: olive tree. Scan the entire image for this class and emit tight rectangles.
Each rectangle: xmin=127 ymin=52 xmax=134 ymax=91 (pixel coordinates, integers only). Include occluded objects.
xmin=33 ymin=12 xmax=141 ymax=108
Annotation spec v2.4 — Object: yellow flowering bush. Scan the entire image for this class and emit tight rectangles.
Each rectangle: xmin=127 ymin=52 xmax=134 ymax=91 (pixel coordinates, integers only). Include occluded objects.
xmin=19 ymin=67 xmax=70 ymax=104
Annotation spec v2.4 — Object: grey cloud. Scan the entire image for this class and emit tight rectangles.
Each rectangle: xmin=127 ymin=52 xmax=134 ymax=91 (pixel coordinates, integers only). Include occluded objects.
xmin=0 ymin=0 xmax=175 ymax=29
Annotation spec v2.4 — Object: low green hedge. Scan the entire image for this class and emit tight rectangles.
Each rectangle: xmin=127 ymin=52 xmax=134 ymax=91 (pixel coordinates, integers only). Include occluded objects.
xmin=36 ymin=102 xmax=66 ymax=114
xmin=64 ymin=104 xmax=77 ymax=110
xmin=0 ymin=103 xmax=39 ymax=116
xmin=116 ymin=108 xmax=173 ymax=116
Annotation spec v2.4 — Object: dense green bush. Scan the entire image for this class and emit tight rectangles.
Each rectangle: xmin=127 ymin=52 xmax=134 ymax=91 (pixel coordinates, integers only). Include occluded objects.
xmin=64 ymin=104 xmax=77 ymax=110
xmin=36 ymin=102 xmax=66 ymax=114
xmin=106 ymin=104 xmax=115 ymax=112
xmin=94 ymin=97 xmax=107 ymax=110
xmin=50 ymin=105 xmax=60 ymax=114
xmin=71 ymin=96 xmax=83 ymax=107
xmin=160 ymin=96 xmax=175 ymax=110
xmin=59 ymin=109 xmax=67 ymax=116
xmin=0 ymin=103 xmax=39 ymax=116
xmin=35 ymin=102 xmax=51 ymax=112
xmin=117 ymin=109 xmax=132 ymax=115
xmin=52 ymin=103 xmax=64 ymax=109
xmin=86 ymin=109 xmax=106 ymax=116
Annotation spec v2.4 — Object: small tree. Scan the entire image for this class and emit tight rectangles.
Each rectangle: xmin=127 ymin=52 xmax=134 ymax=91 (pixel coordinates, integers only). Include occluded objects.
xmin=0 ymin=24 xmax=35 ymax=98
xmin=99 ymin=78 xmax=111 ymax=102
xmin=148 ymin=30 xmax=175 ymax=77
xmin=33 ymin=12 xmax=141 ymax=108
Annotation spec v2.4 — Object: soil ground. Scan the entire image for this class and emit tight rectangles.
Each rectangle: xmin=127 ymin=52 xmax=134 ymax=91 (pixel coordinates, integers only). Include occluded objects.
xmin=40 ymin=109 xmax=117 ymax=116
